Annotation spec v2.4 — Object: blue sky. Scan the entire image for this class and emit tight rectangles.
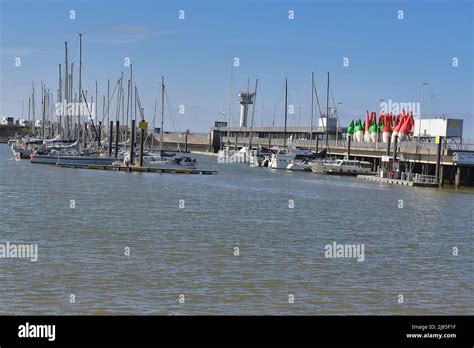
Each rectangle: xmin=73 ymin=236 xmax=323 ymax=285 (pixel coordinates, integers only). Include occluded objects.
xmin=0 ymin=0 xmax=472 ymax=135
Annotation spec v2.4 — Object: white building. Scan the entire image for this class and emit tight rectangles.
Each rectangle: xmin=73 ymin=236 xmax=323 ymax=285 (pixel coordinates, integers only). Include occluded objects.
xmin=16 ymin=119 xmax=30 ymax=126
xmin=414 ymin=118 xmax=463 ymax=139
xmin=0 ymin=116 xmax=14 ymax=125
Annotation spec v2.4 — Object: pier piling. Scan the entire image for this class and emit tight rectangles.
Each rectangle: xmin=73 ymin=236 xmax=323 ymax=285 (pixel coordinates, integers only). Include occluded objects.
xmin=139 ymin=126 xmax=145 ymax=167
xmin=435 ymin=136 xmax=443 ymax=186
xmin=115 ymin=121 xmax=120 ymax=158
xmin=347 ymin=135 xmax=351 ymax=159
xmin=130 ymin=119 xmax=136 ymax=165
xmin=455 ymin=166 xmax=461 ymax=188
xmin=98 ymin=121 xmax=102 ymax=148
xmin=185 ymin=129 xmax=189 ymax=153
xmin=439 ymin=165 xmax=444 ymax=187
xmin=108 ymin=121 xmax=113 ymax=157
xmin=392 ymin=135 xmax=398 ymax=161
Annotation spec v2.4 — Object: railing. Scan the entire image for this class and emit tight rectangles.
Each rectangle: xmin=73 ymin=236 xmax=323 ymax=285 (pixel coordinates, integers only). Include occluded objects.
xmin=219 ymin=136 xmax=474 ymax=152
xmin=413 ymin=173 xmax=437 ymax=184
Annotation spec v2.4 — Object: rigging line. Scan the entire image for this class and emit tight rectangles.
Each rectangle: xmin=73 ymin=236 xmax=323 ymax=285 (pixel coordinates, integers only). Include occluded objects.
xmin=275 ymin=80 xmax=286 ymax=127
xmin=329 ymin=83 xmax=343 ymax=147
xmin=312 ymin=76 xmax=324 ymax=134
xmin=144 ymin=85 xmax=160 ymax=147
xmin=257 ymin=81 xmax=264 ymax=126
xmin=329 ymin=84 xmax=341 ymax=126
xmin=164 ymin=88 xmax=181 ymax=131
xmin=100 ymin=77 xmax=120 ymax=124
xmin=298 ymin=80 xmax=310 ymax=126
xmin=164 ymin=88 xmax=182 ymax=153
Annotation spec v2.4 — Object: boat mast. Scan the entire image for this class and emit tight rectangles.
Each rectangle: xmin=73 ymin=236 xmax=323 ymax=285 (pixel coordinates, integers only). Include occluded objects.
xmin=107 ymin=79 xmax=110 ymax=127
xmin=151 ymin=100 xmax=157 ymax=151
xmin=58 ymin=64 xmax=62 ymax=136
xmin=28 ymin=97 xmax=31 ymax=123
xmin=283 ymin=78 xmax=288 ymax=149
xmin=159 ymin=75 xmax=164 ymax=154
xmin=31 ymin=83 xmax=35 ymax=135
xmin=125 ymin=79 xmax=130 ymax=151
xmin=310 ymin=72 xmax=314 ymax=152
xmin=248 ymin=79 xmax=258 ymax=150
xmin=95 ymin=81 xmax=98 ymax=126
xmin=78 ymin=33 xmax=82 ymax=134
xmin=121 ymin=84 xmax=125 ymax=142
xmin=41 ymin=94 xmax=46 ymax=142
xmin=70 ymin=62 xmax=75 ymax=138
xmin=226 ymin=65 xmax=233 ymax=148
xmin=325 ymin=72 xmax=330 ymax=155
xmin=64 ymin=42 xmax=68 ymax=139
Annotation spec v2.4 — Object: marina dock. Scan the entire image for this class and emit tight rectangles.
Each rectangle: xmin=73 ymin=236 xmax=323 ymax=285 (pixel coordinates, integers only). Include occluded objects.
xmin=357 ymin=175 xmax=438 ymax=187
xmin=56 ymin=163 xmax=218 ymax=175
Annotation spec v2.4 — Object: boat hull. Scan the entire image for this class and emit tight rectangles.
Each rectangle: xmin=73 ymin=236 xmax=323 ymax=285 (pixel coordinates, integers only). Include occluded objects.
xmin=11 ymin=145 xmax=33 ymax=159
xmin=286 ymin=162 xmax=311 ymax=171
xmin=268 ymin=153 xmax=296 ymax=169
xmin=310 ymin=160 xmax=333 ymax=174
xmin=145 ymin=162 xmax=196 ymax=170
xmin=30 ymin=155 xmax=116 ymax=165
xmin=324 ymin=168 xmax=374 ymax=176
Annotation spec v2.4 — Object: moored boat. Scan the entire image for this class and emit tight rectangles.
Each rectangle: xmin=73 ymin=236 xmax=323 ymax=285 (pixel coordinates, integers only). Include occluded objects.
xmin=268 ymin=149 xmax=295 ymax=169
xmin=286 ymin=159 xmax=311 ymax=171
xmin=310 ymin=158 xmax=337 ymax=174
xmin=322 ymin=159 xmax=374 ymax=176
xmin=30 ymin=153 xmax=117 ymax=165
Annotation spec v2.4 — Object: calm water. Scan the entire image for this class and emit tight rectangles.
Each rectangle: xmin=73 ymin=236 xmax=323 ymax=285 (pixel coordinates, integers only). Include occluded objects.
xmin=0 ymin=144 xmax=472 ymax=315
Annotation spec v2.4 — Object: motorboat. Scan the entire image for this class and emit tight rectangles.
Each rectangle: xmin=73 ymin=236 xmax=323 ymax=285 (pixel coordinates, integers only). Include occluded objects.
xmin=142 ymin=154 xmax=196 ymax=169
xmin=322 ymin=159 xmax=373 ymax=175
xmin=268 ymin=149 xmax=296 ymax=169
xmin=286 ymin=159 xmax=311 ymax=171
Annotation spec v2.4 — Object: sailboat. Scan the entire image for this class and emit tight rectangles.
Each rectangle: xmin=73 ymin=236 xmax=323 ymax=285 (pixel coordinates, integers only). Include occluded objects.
xmin=309 ymin=72 xmax=337 ymax=174
xmin=141 ymin=76 xmax=196 ymax=169
xmin=268 ymin=78 xmax=297 ymax=169
xmin=29 ymin=35 xmax=118 ymax=166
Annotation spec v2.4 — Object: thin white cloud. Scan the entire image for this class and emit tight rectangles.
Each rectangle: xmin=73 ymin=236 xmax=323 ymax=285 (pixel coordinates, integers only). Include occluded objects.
xmin=0 ymin=47 xmax=37 ymax=56
xmin=87 ymin=24 xmax=177 ymax=45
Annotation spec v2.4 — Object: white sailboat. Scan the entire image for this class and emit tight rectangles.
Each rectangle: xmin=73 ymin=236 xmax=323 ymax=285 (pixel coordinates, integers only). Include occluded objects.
xmin=140 ymin=76 xmax=196 ymax=169
xmin=268 ymin=78 xmax=296 ymax=169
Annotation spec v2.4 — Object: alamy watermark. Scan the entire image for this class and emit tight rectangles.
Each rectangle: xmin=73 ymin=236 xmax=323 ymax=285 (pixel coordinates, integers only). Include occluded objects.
xmin=380 ymin=99 xmax=420 ymax=117
xmin=324 ymin=241 xmax=365 ymax=262
xmin=0 ymin=242 xmax=38 ymax=262
xmin=18 ymin=322 xmax=55 ymax=341
xmin=217 ymin=149 xmax=258 ymax=163
xmin=55 ymin=101 xmax=96 ymax=118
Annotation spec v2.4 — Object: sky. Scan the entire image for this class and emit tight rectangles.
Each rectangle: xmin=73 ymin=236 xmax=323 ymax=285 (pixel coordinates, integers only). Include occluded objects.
xmin=0 ymin=0 xmax=473 ymax=136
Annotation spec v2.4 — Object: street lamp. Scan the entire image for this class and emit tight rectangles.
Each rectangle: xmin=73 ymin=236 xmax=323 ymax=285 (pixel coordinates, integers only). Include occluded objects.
xmin=418 ymin=82 xmax=429 ymax=141
xmin=429 ymin=95 xmax=435 ymax=118
xmin=428 ymin=95 xmax=435 ymax=139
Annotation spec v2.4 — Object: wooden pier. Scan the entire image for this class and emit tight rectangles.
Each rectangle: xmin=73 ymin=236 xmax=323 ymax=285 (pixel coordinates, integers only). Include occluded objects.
xmin=56 ymin=163 xmax=218 ymax=175
xmin=357 ymin=175 xmax=438 ymax=187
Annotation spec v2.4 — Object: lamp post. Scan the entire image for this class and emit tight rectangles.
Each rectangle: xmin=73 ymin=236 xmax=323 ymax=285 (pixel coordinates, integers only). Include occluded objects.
xmin=418 ymin=82 xmax=429 ymax=141
xmin=428 ymin=94 xmax=435 ymax=140
xmin=429 ymin=94 xmax=435 ymax=118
